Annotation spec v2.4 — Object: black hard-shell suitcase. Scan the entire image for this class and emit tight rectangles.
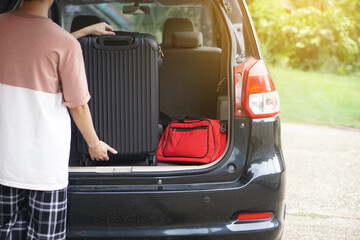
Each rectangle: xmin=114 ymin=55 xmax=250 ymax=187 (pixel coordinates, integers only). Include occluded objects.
xmin=71 ymin=33 xmax=161 ymax=165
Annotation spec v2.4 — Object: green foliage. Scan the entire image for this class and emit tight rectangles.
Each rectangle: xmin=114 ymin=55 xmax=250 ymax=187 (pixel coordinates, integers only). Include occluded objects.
xmin=281 ymin=0 xmax=330 ymax=10
xmin=248 ymin=0 xmax=288 ymax=64
xmin=336 ymin=0 xmax=360 ymax=56
xmin=247 ymin=0 xmax=360 ymax=74
xmin=283 ymin=6 xmax=358 ymax=71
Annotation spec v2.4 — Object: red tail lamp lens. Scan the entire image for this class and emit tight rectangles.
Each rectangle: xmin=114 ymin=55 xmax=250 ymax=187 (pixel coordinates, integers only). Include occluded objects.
xmin=246 ymin=61 xmax=275 ymax=94
xmin=237 ymin=212 xmax=273 ymax=221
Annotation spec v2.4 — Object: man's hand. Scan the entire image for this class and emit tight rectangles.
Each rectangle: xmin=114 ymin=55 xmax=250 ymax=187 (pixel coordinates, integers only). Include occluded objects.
xmin=71 ymin=22 xmax=115 ymax=39
xmin=69 ymin=104 xmax=117 ymax=161
xmin=85 ymin=22 xmax=115 ymax=36
xmin=88 ymin=140 xmax=117 ymax=161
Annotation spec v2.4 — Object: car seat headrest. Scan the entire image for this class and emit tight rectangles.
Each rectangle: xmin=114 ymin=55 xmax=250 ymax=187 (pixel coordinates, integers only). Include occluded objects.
xmin=70 ymin=15 xmax=101 ymax=33
xmin=171 ymin=32 xmax=203 ymax=48
xmin=162 ymin=18 xmax=195 ymax=47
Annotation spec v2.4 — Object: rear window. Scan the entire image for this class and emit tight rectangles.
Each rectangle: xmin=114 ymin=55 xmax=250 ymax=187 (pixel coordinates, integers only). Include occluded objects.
xmin=62 ymin=2 xmax=214 ymax=46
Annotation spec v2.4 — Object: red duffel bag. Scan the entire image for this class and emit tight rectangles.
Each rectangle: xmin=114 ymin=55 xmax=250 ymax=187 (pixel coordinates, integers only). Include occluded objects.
xmin=156 ymin=119 xmax=227 ymax=164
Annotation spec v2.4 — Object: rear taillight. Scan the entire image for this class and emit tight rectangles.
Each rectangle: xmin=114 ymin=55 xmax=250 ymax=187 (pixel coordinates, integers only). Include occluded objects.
xmin=234 ymin=59 xmax=280 ymax=119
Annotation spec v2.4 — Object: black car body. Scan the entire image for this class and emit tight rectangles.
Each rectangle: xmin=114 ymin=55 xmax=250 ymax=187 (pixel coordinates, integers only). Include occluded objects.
xmin=67 ymin=116 xmax=285 ymax=240
xmin=3 ymin=0 xmax=286 ymax=239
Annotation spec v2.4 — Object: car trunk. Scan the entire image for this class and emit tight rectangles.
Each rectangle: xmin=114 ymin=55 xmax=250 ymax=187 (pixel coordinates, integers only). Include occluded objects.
xmin=67 ymin=46 xmax=229 ymax=170
xmin=66 ymin=0 xmax=235 ymax=173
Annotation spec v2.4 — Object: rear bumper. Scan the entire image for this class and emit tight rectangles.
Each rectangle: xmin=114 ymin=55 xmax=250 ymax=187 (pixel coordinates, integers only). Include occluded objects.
xmin=67 ymin=171 xmax=285 ymax=240
xmin=68 ymin=215 xmax=283 ymax=240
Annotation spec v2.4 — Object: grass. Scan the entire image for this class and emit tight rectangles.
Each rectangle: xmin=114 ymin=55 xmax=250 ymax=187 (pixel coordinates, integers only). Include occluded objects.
xmin=268 ymin=66 xmax=360 ymax=128
xmin=287 ymin=211 xmax=331 ymax=219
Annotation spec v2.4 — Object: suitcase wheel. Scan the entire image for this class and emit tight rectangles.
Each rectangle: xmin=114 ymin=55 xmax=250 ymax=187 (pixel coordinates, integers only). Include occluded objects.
xmin=147 ymin=155 xmax=158 ymax=166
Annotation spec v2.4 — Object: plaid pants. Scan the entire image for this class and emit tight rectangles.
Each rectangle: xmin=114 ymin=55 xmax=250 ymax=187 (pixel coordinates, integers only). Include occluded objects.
xmin=0 ymin=185 xmax=67 ymax=240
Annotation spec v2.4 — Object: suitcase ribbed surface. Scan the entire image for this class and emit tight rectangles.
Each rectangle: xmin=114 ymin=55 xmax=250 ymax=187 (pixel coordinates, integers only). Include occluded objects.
xmin=79 ymin=36 xmax=160 ymax=157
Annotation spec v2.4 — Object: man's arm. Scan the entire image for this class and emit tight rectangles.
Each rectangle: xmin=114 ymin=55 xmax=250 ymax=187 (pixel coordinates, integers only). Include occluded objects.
xmin=71 ymin=22 xmax=115 ymax=39
xmin=69 ymin=104 xmax=117 ymax=161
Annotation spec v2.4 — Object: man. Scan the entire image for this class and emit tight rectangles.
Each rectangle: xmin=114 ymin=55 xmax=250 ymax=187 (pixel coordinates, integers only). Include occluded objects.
xmin=0 ymin=0 xmax=117 ymax=239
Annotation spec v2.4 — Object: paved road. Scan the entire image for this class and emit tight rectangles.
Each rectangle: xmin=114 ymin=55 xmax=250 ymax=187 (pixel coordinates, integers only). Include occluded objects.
xmin=281 ymin=123 xmax=360 ymax=240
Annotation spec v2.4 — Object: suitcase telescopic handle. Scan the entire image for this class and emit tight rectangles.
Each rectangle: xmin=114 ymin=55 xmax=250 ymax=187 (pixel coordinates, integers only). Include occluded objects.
xmin=94 ymin=36 xmax=139 ymax=50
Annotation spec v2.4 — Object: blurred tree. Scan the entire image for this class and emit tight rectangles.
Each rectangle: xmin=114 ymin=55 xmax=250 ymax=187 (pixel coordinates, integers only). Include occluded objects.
xmin=247 ymin=0 xmax=359 ymax=73
xmin=336 ymin=0 xmax=360 ymax=72
xmin=281 ymin=0 xmax=331 ymax=10
xmin=247 ymin=0 xmax=288 ymax=64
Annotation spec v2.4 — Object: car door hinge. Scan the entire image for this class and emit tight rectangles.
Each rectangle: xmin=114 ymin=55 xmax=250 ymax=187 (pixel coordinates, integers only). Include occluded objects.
xmin=220 ymin=0 xmax=232 ymax=13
